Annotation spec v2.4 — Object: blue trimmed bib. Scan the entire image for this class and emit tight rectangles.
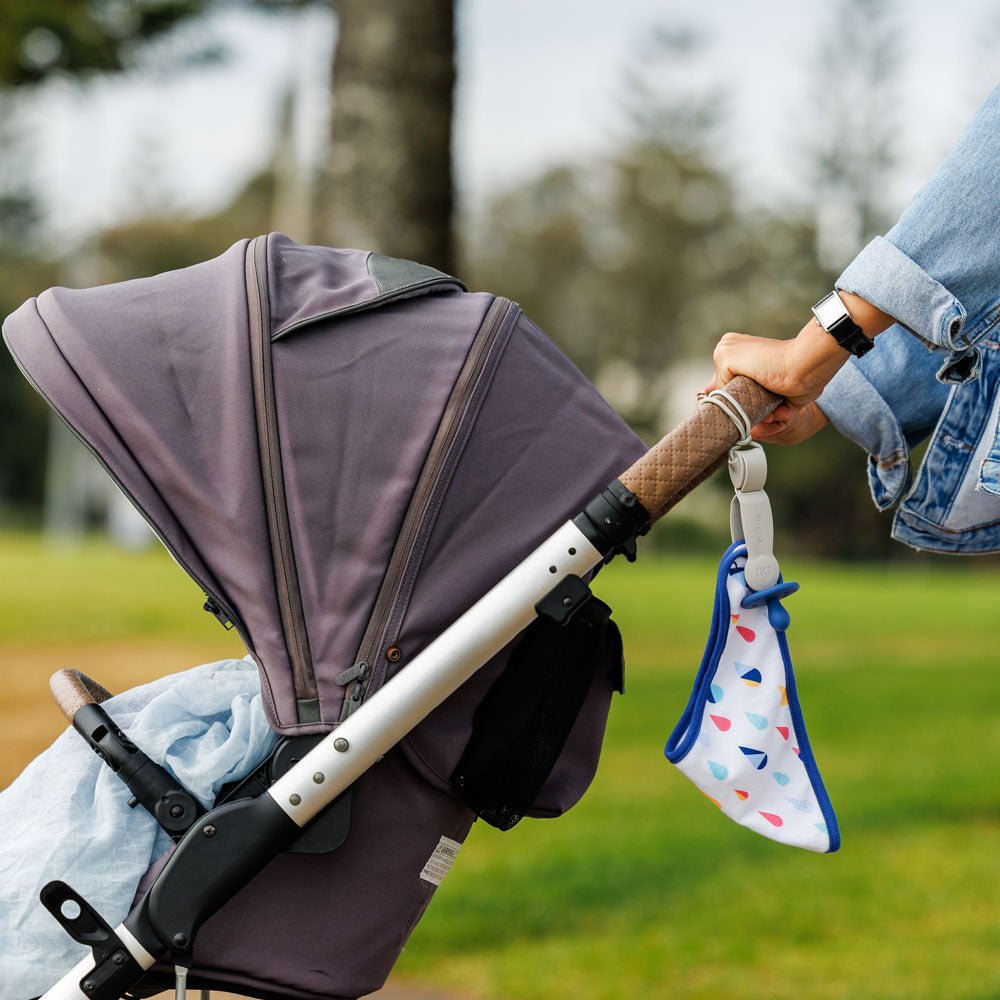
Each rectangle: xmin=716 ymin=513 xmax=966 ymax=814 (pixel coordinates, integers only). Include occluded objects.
xmin=665 ymin=541 xmax=840 ymax=853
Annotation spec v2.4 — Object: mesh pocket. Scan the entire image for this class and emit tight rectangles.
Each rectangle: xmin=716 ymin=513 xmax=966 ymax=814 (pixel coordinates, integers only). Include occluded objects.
xmin=450 ymin=597 xmax=623 ymax=830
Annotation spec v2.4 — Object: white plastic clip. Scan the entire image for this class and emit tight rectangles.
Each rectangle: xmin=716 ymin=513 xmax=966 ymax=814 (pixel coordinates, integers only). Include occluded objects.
xmin=698 ymin=388 xmax=781 ymax=590
xmin=728 ymin=443 xmax=780 ymax=590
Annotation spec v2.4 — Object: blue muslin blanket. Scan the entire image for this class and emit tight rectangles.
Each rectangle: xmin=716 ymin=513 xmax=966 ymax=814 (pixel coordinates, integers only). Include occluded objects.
xmin=0 ymin=657 xmax=278 ymax=1000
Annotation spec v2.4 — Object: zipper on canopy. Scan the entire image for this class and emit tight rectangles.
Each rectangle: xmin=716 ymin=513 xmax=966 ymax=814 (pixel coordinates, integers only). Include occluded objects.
xmin=340 ymin=296 xmax=518 ymax=722
xmin=247 ymin=235 xmax=319 ymax=720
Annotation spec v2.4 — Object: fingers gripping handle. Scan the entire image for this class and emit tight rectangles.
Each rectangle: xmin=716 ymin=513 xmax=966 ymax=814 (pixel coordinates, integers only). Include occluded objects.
xmin=619 ymin=377 xmax=782 ymax=524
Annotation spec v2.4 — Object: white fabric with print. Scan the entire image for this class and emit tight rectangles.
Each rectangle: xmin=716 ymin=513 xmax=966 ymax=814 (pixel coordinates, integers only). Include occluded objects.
xmin=665 ymin=542 xmax=839 ymax=853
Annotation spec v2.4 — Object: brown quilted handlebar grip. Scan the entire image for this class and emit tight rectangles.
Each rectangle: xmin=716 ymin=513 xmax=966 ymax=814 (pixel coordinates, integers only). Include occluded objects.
xmin=620 ymin=376 xmax=782 ymax=524
xmin=50 ymin=668 xmax=114 ymax=724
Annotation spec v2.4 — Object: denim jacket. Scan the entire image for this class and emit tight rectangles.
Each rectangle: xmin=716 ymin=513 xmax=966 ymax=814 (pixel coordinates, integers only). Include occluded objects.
xmin=817 ymin=83 xmax=1000 ymax=553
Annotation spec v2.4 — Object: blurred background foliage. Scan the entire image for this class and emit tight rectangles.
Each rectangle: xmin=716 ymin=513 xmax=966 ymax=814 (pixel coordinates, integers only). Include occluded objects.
xmin=0 ymin=0 xmax=984 ymax=558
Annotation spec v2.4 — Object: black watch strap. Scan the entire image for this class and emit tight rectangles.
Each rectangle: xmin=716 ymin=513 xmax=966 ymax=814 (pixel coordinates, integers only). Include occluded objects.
xmin=812 ymin=291 xmax=875 ymax=358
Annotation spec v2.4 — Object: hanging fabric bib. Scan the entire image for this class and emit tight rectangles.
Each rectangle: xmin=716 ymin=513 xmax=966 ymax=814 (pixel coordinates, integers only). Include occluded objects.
xmin=665 ymin=540 xmax=840 ymax=853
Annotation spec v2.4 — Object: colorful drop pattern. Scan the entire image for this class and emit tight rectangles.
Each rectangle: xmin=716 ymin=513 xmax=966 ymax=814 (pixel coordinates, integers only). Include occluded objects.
xmin=667 ymin=554 xmax=836 ymax=853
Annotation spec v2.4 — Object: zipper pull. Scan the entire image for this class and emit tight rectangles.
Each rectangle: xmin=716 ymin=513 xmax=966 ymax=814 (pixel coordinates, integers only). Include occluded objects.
xmin=203 ymin=596 xmax=234 ymax=631
xmin=335 ymin=661 xmax=371 ymax=686
xmin=339 ymin=682 xmax=366 ymax=722
xmin=337 ymin=662 xmax=371 ymax=722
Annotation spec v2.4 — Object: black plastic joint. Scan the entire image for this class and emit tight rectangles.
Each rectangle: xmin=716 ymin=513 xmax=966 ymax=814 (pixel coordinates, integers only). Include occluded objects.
xmin=39 ymin=881 xmax=145 ymax=1000
xmin=143 ymin=792 xmax=301 ymax=961
xmin=73 ymin=703 xmax=203 ymax=837
xmin=572 ymin=479 xmax=650 ymax=562
xmin=535 ymin=574 xmax=593 ymax=625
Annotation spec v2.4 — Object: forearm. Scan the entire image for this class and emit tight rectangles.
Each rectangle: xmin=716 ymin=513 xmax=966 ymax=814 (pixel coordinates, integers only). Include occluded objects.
xmin=785 ymin=291 xmax=895 ymax=397
xmin=712 ymin=292 xmax=896 ymax=409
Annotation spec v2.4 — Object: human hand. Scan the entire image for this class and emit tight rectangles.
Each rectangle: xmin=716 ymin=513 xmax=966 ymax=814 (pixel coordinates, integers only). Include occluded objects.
xmin=707 ymin=326 xmax=849 ymax=411
xmin=705 ymin=293 xmax=891 ymax=424
xmin=751 ymin=400 xmax=829 ymax=446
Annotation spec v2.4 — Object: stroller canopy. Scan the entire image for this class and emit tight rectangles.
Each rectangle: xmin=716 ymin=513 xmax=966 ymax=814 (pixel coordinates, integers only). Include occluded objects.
xmin=3 ymin=233 xmax=644 ymax=804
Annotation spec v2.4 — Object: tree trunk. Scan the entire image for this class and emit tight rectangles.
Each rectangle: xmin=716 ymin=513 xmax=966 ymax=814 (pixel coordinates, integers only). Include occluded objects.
xmin=318 ymin=0 xmax=455 ymax=274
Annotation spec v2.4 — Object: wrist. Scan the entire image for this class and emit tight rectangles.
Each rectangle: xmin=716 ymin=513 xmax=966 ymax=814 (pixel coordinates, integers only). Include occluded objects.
xmin=788 ymin=319 xmax=852 ymax=399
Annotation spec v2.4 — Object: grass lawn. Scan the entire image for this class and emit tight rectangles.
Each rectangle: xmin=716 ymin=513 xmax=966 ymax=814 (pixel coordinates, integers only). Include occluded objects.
xmin=2 ymin=533 xmax=999 ymax=999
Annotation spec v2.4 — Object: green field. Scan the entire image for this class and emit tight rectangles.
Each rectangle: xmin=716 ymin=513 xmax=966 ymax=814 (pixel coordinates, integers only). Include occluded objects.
xmin=2 ymin=534 xmax=999 ymax=999
xmin=403 ymin=554 xmax=1000 ymax=1000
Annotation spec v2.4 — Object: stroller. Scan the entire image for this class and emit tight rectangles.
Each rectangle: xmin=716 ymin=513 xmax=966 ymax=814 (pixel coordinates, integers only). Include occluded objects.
xmin=2 ymin=233 xmax=776 ymax=1000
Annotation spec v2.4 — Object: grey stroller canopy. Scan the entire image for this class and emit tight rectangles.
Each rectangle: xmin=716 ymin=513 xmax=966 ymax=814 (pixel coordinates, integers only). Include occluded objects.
xmin=3 ymin=234 xmax=658 ymax=999
xmin=5 ymin=233 xmax=642 ymax=740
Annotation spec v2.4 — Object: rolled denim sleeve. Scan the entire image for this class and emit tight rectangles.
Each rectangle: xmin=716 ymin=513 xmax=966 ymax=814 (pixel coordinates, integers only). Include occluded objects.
xmin=817 ymin=324 xmax=952 ymax=509
xmin=836 ymin=83 xmax=1000 ymax=379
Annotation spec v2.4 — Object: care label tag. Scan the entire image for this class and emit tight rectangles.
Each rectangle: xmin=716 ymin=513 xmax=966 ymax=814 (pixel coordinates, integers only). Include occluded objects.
xmin=420 ymin=836 xmax=462 ymax=885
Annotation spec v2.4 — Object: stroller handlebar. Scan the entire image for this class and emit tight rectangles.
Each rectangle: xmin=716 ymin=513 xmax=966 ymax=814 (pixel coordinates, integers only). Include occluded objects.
xmin=50 ymin=669 xmax=114 ymax=724
xmin=620 ymin=376 xmax=781 ymax=524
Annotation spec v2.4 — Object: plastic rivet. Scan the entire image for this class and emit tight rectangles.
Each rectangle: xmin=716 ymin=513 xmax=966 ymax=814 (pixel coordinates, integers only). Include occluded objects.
xmin=549 ymin=565 xmax=557 ymax=573
xmin=562 ymin=596 xmax=573 ymax=607
xmin=313 ymin=772 xmax=325 ymax=784
xmin=568 ymin=547 xmax=577 ymax=555
xmin=172 ymin=932 xmax=188 ymax=948
xmin=334 ymin=737 xmax=349 ymax=752
xmin=289 ymin=793 xmax=302 ymax=806
xmin=170 ymin=804 xmax=184 ymax=818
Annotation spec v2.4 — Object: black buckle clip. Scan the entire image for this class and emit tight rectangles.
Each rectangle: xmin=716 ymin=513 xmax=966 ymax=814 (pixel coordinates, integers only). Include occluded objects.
xmin=40 ymin=881 xmax=143 ymax=998
xmin=535 ymin=574 xmax=593 ymax=625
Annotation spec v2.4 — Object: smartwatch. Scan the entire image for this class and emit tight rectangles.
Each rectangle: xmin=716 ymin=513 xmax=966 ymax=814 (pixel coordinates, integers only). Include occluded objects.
xmin=812 ymin=290 xmax=875 ymax=357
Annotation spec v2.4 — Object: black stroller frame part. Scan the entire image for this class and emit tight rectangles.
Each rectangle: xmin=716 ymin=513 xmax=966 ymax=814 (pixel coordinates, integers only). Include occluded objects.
xmin=2 ymin=234 xmax=779 ymax=1000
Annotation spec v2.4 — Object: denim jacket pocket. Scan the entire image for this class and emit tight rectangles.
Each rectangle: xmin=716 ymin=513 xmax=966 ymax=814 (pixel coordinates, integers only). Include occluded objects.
xmin=898 ymin=363 xmax=1000 ymax=549
xmin=976 ymin=411 xmax=1000 ymax=497
xmin=975 ymin=340 xmax=1000 ymax=496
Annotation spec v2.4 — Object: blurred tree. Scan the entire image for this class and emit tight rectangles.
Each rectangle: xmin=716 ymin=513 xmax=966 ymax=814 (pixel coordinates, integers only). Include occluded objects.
xmin=0 ymin=1 xmax=213 ymax=85
xmin=467 ymin=30 xmax=791 ymax=436
xmin=0 ymin=256 xmax=57 ymax=521
xmin=0 ymin=0 xmax=458 ymax=522
xmin=0 ymin=0 xmax=456 ymax=266
xmin=465 ymin=22 xmax=906 ymax=559
xmin=0 ymin=96 xmax=52 ymax=521
xmin=315 ymin=0 xmax=455 ymax=273
xmin=808 ymin=0 xmax=900 ymax=262
xmin=757 ymin=0 xmax=905 ymax=559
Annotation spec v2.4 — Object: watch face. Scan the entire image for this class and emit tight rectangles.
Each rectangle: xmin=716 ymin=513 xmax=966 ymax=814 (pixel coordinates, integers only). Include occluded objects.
xmin=813 ymin=292 xmax=848 ymax=330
